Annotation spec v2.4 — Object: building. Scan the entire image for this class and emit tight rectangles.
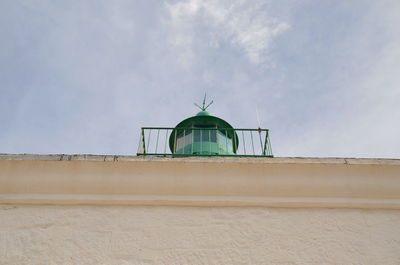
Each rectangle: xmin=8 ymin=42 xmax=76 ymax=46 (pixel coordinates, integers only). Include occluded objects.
xmin=1 ymin=107 xmax=400 ymax=264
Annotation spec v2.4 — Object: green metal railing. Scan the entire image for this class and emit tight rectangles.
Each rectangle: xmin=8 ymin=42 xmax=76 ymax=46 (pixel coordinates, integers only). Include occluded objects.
xmin=137 ymin=127 xmax=273 ymax=157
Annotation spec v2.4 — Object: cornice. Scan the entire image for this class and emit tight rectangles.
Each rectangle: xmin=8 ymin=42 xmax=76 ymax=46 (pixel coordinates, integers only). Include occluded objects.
xmin=1 ymin=154 xmax=400 ymax=209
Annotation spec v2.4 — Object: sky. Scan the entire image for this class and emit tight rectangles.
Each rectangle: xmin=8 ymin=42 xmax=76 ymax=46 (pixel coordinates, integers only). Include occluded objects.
xmin=1 ymin=0 xmax=400 ymax=158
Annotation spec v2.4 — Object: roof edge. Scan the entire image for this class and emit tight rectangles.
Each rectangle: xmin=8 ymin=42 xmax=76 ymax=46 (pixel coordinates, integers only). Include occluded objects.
xmin=1 ymin=153 xmax=400 ymax=165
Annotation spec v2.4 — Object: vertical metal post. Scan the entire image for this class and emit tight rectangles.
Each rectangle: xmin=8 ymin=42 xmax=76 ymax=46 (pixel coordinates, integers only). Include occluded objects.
xmin=241 ymin=130 xmax=246 ymax=155
xmin=200 ymin=129 xmax=202 ymax=154
xmin=250 ymin=131 xmax=255 ymax=155
xmin=208 ymin=130 xmax=211 ymax=154
xmin=232 ymin=129 xmax=236 ymax=154
xmin=164 ymin=129 xmax=168 ymax=154
xmin=147 ymin=129 xmax=152 ymax=153
xmin=262 ymin=130 xmax=268 ymax=156
xmin=155 ymin=129 xmax=160 ymax=154
xmin=191 ymin=129 xmax=194 ymax=154
xmin=173 ymin=129 xmax=177 ymax=154
xmin=267 ymin=130 xmax=273 ymax=156
xmin=225 ymin=130 xmax=228 ymax=154
xmin=141 ymin=128 xmax=146 ymax=154
xmin=258 ymin=129 xmax=263 ymax=155
xmin=183 ymin=129 xmax=186 ymax=154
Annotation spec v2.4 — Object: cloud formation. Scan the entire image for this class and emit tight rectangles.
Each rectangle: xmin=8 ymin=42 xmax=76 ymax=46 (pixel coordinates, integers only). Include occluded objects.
xmin=0 ymin=0 xmax=399 ymax=159
xmin=165 ymin=0 xmax=289 ymax=66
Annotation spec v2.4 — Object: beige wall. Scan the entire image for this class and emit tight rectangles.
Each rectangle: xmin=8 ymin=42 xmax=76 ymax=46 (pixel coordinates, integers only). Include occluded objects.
xmin=1 ymin=154 xmax=400 ymax=264
xmin=2 ymin=205 xmax=400 ymax=265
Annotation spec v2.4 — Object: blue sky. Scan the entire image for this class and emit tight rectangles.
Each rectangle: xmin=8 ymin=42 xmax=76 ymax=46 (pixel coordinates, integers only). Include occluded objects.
xmin=1 ymin=0 xmax=399 ymax=158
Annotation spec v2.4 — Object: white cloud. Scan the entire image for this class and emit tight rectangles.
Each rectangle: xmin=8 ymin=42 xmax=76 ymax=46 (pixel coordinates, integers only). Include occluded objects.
xmin=165 ymin=0 xmax=289 ymax=66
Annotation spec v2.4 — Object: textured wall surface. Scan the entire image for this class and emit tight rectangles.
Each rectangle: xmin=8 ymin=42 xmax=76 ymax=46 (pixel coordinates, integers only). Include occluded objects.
xmin=1 ymin=205 xmax=399 ymax=265
xmin=2 ymin=155 xmax=400 ymax=209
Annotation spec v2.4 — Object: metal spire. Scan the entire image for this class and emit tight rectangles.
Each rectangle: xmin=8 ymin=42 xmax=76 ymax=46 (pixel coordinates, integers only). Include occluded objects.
xmin=194 ymin=93 xmax=213 ymax=111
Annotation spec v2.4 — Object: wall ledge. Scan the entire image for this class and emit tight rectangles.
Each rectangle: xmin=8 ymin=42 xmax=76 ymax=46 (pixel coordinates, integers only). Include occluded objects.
xmin=1 ymin=153 xmax=400 ymax=165
xmin=1 ymin=154 xmax=400 ymax=209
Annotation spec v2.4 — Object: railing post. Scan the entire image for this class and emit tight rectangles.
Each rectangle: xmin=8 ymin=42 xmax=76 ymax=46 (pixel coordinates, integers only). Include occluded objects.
xmin=183 ymin=129 xmax=186 ymax=154
xmin=199 ymin=129 xmax=202 ymax=154
xmin=232 ymin=129 xmax=236 ymax=154
xmin=250 ymin=131 xmax=255 ymax=155
xmin=173 ymin=129 xmax=177 ymax=154
xmin=262 ymin=130 xmax=268 ymax=156
xmin=147 ymin=129 xmax=152 ymax=153
xmin=258 ymin=128 xmax=264 ymax=156
xmin=267 ymin=130 xmax=273 ymax=156
xmin=164 ymin=129 xmax=168 ymax=154
xmin=242 ymin=130 xmax=246 ymax=155
xmin=141 ymin=128 xmax=146 ymax=154
xmin=208 ymin=130 xmax=211 ymax=155
xmin=155 ymin=129 xmax=160 ymax=154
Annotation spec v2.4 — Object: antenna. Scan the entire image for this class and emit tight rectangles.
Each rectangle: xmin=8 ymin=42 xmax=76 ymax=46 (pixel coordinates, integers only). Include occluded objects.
xmin=194 ymin=93 xmax=213 ymax=111
xmin=256 ymin=106 xmax=261 ymax=129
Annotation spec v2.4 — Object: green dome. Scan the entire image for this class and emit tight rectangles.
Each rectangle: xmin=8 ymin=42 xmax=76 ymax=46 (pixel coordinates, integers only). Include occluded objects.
xmin=169 ymin=112 xmax=239 ymax=155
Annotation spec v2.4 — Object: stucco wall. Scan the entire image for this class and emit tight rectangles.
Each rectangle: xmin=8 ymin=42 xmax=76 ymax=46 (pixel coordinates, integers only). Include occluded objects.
xmin=1 ymin=205 xmax=400 ymax=265
xmin=1 ymin=154 xmax=400 ymax=264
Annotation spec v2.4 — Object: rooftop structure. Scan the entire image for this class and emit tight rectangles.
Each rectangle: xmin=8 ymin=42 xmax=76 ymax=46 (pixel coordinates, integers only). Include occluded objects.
xmin=137 ymin=96 xmax=272 ymax=157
